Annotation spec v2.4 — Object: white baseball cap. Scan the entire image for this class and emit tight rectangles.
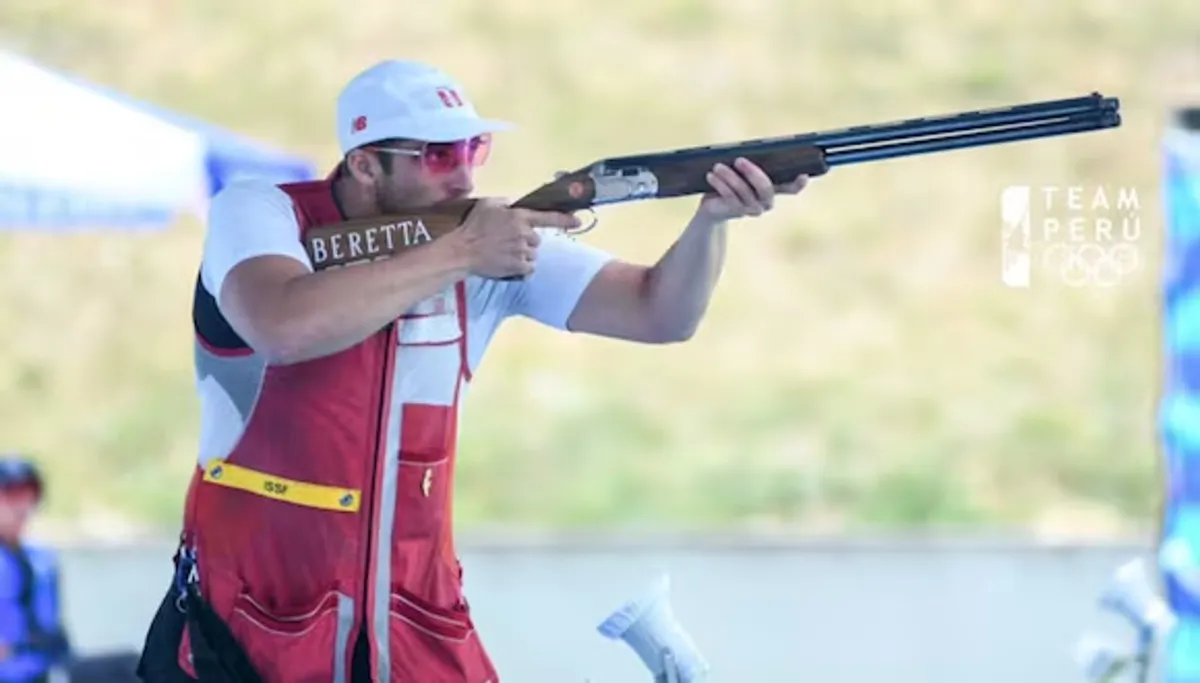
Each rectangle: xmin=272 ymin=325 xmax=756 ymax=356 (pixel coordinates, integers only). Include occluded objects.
xmin=336 ymin=59 xmax=514 ymax=155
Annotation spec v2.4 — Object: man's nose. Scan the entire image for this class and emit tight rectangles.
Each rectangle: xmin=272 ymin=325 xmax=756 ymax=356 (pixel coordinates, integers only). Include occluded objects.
xmin=444 ymin=166 xmax=475 ymax=194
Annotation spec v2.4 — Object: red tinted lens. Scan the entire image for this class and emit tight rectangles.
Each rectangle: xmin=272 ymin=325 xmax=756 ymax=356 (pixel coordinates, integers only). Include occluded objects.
xmin=421 ymin=135 xmax=492 ymax=173
xmin=468 ymin=134 xmax=492 ymax=167
xmin=422 ymin=144 xmax=460 ymax=174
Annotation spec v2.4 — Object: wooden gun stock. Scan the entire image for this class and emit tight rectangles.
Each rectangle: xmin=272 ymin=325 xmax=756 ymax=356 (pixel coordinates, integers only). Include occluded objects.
xmin=300 ymin=201 xmax=476 ymax=272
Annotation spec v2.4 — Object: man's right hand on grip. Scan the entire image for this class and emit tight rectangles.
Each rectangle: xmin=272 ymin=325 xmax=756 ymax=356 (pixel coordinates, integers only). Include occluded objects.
xmin=455 ymin=198 xmax=581 ymax=280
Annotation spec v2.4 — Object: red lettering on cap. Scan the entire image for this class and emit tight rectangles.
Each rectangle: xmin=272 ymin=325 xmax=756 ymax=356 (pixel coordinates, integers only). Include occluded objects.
xmin=352 ymin=116 xmax=367 ymax=132
xmin=436 ymin=88 xmax=463 ymax=108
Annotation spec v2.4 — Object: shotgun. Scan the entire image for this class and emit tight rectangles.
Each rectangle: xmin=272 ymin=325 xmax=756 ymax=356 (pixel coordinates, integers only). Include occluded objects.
xmin=302 ymin=92 xmax=1120 ymax=272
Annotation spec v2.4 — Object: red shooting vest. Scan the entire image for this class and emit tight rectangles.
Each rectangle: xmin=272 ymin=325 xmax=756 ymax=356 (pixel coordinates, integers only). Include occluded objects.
xmin=177 ymin=178 xmax=497 ymax=683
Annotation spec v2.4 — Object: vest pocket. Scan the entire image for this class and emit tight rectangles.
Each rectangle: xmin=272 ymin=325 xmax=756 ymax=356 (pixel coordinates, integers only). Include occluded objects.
xmin=397 ymin=286 xmax=463 ymax=346
xmin=227 ymin=590 xmax=351 ymax=683
xmin=394 ymin=455 xmax=450 ymax=540
xmin=387 ymin=588 xmax=497 ymax=683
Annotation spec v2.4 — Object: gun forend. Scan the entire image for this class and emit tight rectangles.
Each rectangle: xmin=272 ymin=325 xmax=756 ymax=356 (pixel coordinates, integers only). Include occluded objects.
xmin=513 ymin=145 xmax=829 ymax=213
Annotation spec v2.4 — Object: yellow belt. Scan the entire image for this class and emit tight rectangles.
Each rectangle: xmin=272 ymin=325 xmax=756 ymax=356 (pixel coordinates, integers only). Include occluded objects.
xmin=202 ymin=459 xmax=361 ymax=513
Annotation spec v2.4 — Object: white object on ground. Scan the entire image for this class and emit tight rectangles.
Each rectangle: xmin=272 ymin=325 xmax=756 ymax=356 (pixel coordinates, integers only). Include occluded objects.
xmin=1074 ymin=633 xmax=1130 ymax=683
xmin=1099 ymin=558 xmax=1177 ymax=635
xmin=596 ymin=574 xmax=710 ymax=682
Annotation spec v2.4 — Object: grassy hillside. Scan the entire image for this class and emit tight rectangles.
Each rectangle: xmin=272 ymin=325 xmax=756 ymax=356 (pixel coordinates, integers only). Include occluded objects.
xmin=1 ymin=0 xmax=1197 ymax=539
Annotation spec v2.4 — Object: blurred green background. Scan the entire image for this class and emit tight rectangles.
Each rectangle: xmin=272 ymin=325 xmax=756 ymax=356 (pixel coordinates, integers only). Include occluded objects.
xmin=1 ymin=0 xmax=1195 ymax=540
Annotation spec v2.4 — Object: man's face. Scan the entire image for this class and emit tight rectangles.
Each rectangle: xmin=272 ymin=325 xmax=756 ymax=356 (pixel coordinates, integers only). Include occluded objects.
xmin=358 ymin=135 xmax=492 ymax=213
xmin=0 ymin=487 xmax=37 ymax=538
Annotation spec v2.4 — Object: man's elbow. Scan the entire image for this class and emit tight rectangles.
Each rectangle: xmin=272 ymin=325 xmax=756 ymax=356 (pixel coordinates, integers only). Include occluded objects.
xmin=645 ymin=317 xmax=701 ymax=344
xmin=219 ymin=257 xmax=337 ymax=365
xmin=258 ymin=325 xmax=324 ymax=365
xmin=663 ymin=323 xmax=700 ymax=344
xmin=241 ymin=314 xmax=322 ymax=365
xmin=228 ymin=291 xmax=332 ymax=365
xmin=260 ymin=340 xmax=309 ymax=366
xmin=639 ymin=276 xmax=701 ymax=344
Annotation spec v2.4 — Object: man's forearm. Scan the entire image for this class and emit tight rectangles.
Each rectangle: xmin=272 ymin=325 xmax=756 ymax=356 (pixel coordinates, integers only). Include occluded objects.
xmin=266 ymin=236 xmax=470 ymax=364
xmin=643 ymin=215 xmax=728 ymax=342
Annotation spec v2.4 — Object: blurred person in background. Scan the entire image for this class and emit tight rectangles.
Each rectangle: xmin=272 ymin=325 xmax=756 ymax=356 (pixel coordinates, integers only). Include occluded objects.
xmin=0 ymin=456 xmax=71 ymax=683
xmin=135 ymin=59 xmax=809 ymax=683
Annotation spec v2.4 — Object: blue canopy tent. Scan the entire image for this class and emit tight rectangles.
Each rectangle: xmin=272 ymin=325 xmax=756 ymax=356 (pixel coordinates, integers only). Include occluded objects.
xmin=0 ymin=50 xmax=316 ymax=231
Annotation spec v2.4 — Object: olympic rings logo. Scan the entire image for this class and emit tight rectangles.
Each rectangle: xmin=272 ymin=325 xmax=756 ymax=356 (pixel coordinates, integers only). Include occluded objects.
xmin=1040 ymin=243 xmax=1141 ymax=288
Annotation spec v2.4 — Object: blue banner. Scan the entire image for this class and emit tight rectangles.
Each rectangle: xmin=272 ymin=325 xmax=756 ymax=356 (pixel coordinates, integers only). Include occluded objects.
xmin=1161 ymin=116 xmax=1200 ymax=681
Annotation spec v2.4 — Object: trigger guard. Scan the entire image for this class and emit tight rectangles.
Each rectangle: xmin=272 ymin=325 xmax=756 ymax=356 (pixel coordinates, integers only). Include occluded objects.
xmin=565 ymin=209 xmax=598 ymax=236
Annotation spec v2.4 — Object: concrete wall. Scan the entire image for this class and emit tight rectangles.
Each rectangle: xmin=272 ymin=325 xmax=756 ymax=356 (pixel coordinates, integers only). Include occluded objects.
xmin=55 ymin=535 xmax=1154 ymax=683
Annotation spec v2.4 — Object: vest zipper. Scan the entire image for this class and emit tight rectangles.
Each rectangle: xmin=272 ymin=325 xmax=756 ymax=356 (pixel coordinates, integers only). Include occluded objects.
xmin=360 ymin=322 xmax=394 ymax=671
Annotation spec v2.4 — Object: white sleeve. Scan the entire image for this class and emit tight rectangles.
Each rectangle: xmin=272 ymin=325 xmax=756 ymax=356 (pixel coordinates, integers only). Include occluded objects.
xmin=508 ymin=230 xmax=614 ymax=330
xmin=199 ymin=180 xmax=314 ymax=298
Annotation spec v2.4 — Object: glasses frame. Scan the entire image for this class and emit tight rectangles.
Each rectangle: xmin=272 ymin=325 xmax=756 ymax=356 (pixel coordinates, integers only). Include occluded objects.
xmin=365 ymin=134 xmax=492 ymax=174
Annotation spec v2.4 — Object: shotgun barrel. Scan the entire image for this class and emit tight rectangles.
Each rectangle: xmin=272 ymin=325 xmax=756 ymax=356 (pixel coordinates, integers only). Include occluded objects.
xmin=601 ymin=92 xmax=1120 ymax=170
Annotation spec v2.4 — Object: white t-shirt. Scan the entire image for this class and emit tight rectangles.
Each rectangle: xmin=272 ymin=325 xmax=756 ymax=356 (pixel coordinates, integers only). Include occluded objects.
xmin=198 ymin=179 xmax=613 ymax=373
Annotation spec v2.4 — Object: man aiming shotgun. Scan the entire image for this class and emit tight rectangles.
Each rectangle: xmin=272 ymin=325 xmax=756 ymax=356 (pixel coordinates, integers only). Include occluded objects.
xmin=134 ymin=59 xmax=808 ymax=683
xmin=135 ymin=55 xmax=1118 ymax=682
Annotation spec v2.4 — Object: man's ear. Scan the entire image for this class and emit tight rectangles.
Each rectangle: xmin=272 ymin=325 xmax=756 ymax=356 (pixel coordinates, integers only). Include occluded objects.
xmin=344 ymin=149 xmax=381 ymax=184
